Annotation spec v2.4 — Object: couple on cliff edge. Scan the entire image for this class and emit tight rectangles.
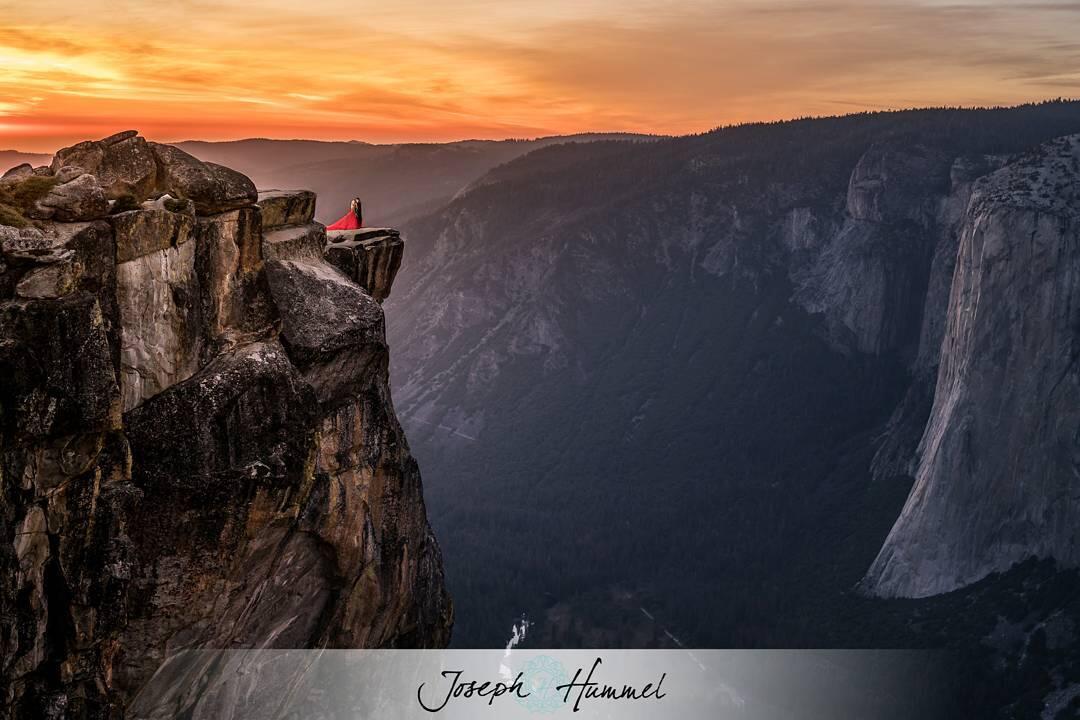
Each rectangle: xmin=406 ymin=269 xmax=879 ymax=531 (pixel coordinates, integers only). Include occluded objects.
xmin=327 ymin=196 xmax=363 ymax=230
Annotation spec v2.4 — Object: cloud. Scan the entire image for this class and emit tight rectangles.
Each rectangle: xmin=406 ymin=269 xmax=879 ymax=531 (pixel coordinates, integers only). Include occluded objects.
xmin=0 ymin=0 xmax=1078 ymax=150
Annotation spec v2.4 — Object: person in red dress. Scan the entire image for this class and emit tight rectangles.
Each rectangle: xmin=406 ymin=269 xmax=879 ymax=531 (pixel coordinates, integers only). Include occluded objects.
xmin=327 ymin=197 xmax=363 ymax=230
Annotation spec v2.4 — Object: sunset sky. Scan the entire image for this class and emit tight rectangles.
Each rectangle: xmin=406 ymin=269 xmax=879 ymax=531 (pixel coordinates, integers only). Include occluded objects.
xmin=2 ymin=0 xmax=1080 ymax=152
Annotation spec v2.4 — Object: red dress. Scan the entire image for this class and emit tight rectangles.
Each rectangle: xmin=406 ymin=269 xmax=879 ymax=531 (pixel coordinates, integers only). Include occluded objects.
xmin=327 ymin=212 xmax=362 ymax=230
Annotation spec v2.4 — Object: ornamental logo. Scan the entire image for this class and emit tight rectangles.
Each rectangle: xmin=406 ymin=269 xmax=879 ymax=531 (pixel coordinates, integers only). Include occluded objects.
xmin=516 ymin=655 xmax=569 ymax=713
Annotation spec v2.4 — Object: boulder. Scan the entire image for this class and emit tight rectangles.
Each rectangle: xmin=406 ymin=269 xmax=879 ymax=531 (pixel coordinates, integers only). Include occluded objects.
xmin=257 ymin=189 xmax=316 ymax=230
xmin=265 ymin=258 xmax=385 ymax=402
xmin=1 ymin=163 xmax=33 ymax=181
xmin=55 ymin=165 xmax=86 ymax=184
xmin=325 ymin=228 xmax=404 ymax=303
xmin=262 ymin=222 xmax=325 ymax=263
xmin=1 ymin=225 xmax=75 ymax=299
xmin=151 ymin=143 xmax=257 ymax=215
xmin=111 ymin=204 xmax=196 ymax=263
xmin=51 ymin=131 xmax=159 ymax=200
xmin=30 ymin=173 xmax=109 ymax=222
xmin=1 ymin=221 xmax=115 ymax=306
xmin=117 ymin=341 xmax=319 ymax=689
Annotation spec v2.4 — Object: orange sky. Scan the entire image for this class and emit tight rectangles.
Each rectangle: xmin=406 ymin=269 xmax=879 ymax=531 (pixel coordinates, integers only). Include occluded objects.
xmin=2 ymin=0 xmax=1080 ymax=152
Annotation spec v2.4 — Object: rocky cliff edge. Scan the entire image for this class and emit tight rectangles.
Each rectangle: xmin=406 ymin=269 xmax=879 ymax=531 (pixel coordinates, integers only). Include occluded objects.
xmin=863 ymin=135 xmax=1080 ymax=597
xmin=0 ymin=132 xmax=450 ymax=718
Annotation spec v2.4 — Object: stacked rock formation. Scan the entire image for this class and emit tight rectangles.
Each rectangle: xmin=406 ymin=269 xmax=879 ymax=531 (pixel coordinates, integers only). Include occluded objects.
xmin=0 ymin=132 xmax=451 ymax=718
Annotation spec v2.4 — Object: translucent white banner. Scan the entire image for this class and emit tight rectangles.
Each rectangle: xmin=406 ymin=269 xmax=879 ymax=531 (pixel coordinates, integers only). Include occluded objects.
xmin=129 ymin=648 xmax=948 ymax=719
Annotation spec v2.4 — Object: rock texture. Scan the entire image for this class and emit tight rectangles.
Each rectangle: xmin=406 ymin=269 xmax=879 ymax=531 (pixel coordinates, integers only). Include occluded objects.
xmin=863 ymin=135 xmax=1080 ymax=597
xmin=791 ymin=143 xmax=952 ymax=356
xmin=0 ymin=134 xmax=449 ymax=719
xmin=326 ymin=228 xmax=404 ymax=303
xmin=257 ymin=189 xmax=316 ymax=230
xmin=50 ymin=131 xmax=158 ymax=200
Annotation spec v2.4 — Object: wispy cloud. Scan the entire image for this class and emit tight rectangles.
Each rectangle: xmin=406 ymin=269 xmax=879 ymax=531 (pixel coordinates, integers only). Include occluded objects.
xmin=0 ymin=0 xmax=1078 ymax=150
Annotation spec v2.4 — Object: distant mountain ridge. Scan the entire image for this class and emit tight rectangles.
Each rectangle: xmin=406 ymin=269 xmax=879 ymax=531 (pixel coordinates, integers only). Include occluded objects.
xmin=178 ymin=134 xmax=658 ymax=226
xmin=0 ymin=150 xmax=51 ymax=173
xmin=1 ymin=136 xmax=658 ymax=229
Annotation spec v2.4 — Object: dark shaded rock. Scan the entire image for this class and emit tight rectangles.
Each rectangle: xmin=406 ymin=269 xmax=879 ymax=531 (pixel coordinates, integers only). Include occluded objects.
xmin=325 ymin=228 xmax=403 ymax=303
xmin=265 ymin=258 xmax=384 ymax=402
xmin=117 ymin=341 xmax=318 ymax=690
xmin=846 ymin=143 xmax=952 ymax=224
xmin=257 ymin=189 xmax=315 ymax=230
xmin=1 ymin=430 xmax=135 ymax=719
xmin=125 ymin=341 xmax=315 ymax=492
xmin=51 ymin=132 xmax=158 ymax=200
xmin=150 ymin=143 xmax=257 ymax=215
xmin=0 ymin=293 xmax=120 ymax=442
xmin=1 ymin=221 xmax=116 ymax=324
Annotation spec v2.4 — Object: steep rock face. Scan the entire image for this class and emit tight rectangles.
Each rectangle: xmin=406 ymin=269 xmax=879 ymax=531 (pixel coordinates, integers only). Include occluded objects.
xmin=867 ymin=153 xmax=1010 ymax=481
xmin=791 ymin=144 xmax=952 ymax=356
xmin=864 ymin=135 xmax=1080 ymax=597
xmin=0 ymin=133 xmax=450 ymax=718
xmin=112 ymin=203 xmax=200 ymax=411
xmin=326 ymin=228 xmax=404 ymax=303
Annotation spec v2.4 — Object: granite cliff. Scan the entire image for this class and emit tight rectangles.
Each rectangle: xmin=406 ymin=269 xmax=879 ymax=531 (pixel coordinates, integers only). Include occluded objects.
xmin=863 ymin=135 xmax=1080 ymax=597
xmin=0 ymin=132 xmax=450 ymax=718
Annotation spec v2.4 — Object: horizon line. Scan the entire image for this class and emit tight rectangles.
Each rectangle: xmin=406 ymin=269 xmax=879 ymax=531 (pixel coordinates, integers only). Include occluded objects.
xmin=5 ymin=98 xmax=1079 ymax=156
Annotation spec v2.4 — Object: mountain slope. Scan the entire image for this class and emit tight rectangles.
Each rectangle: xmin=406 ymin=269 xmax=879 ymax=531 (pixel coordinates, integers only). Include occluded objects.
xmin=179 ymin=134 xmax=655 ymax=226
xmin=385 ymin=101 xmax=1080 ymax=656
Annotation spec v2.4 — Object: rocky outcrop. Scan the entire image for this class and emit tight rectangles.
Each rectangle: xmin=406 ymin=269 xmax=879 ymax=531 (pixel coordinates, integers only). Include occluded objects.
xmin=149 ymin=144 xmax=257 ymax=215
xmin=863 ymin=135 xmax=1080 ymax=597
xmin=326 ymin=228 xmax=404 ymax=303
xmin=257 ymin=189 xmax=316 ymax=230
xmin=1 ymin=164 xmax=33 ymax=182
xmin=26 ymin=174 xmax=109 ymax=223
xmin=113 ymin=203 xmax=199 ymax=412
xmin=0 ymin=134 xmax=448 ymax=718
xmin=49 ymin=131 xmax=257 ymax=215
xmin=50 ymin=130 xmax=158 ymax=200
xmin=791 ymin=144 xmax=953 ymax=357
